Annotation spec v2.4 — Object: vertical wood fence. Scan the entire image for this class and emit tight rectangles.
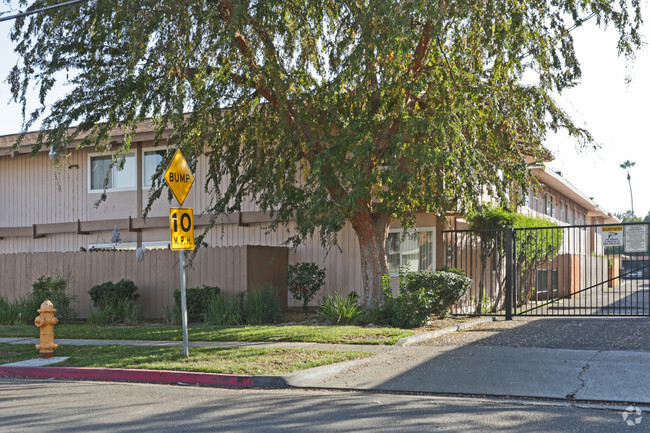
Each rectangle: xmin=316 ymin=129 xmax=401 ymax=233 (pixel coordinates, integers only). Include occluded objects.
xmin=0 ymin=245 xmax=288 ymax=319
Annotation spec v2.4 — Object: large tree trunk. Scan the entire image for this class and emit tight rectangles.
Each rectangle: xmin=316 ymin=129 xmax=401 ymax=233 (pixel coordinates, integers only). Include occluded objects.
xmin=351 ymin=210 xmax=391 ymax=308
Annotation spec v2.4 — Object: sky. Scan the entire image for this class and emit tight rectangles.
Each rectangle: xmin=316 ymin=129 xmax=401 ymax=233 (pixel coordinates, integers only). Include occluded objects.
xmin=0 ymin=4 xmax=649 ymax=219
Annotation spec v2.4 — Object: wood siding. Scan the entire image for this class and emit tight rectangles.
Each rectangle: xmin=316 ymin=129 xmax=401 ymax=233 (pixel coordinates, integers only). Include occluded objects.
xmin=0 ymin=245 xmax=288 ymax=319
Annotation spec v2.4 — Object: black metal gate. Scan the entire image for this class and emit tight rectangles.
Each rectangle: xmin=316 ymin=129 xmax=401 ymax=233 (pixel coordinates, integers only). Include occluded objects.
xmin=443 ymin=222 xmax=650 ymax=318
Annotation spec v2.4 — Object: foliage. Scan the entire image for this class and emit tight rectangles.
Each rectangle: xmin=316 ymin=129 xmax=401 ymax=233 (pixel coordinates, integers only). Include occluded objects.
xmin=88 ymin=298 xmax=143 ymax=325
xmin=370 ymin=273 xmax=430 ymax=328
xmin=202 ymin=292 xmax=243 ymax=326
xmin=243 ymin=286 xmax=283 ymax=325
xmin=88 ymin=279 xmax=139 ymax=308
xmin=8 ymin=1 xmax=642 ymax=304
xmin=402 ymin=270 xmax=472 ymax=317
xmin=318 ymin=293 xmax=362 ymax=325
xmin=620 ymin=160 xmax=636 ymax=214
xmin=32 ymin=275 xmax=77 ymax=322
xmin=0 ymin=292 xmax=52 ymax=325
xmin=0 ymin=296 xmax=21 ymax=325
xmin=438 ymin=267 xmax=467 ymax=277
xmin=468 ymin=205 xmax=516 ymax=231
xmin=467 ymin=205 xmax=563 ymax=306
xmin=615 ymin=210 xmax=642 ymax=223
xmin=162 ymin=303 xmax=182 ymax=325
xmin=287 ymin=263 xmax=326 ymax=310
xmin=369 ymin=268 xmax=470 ymax=328
xmin=467 ymin=205 xmax=564 ymax=266
xmin=512 ymin=214 xmax=563 ymax=270
xmin=88 ymin=279 xmax=141 ymax=324
xmin=173 ymin=285 xmax=221 ymax=322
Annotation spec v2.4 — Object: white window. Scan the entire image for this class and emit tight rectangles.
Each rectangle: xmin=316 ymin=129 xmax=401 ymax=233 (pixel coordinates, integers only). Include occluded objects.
xmin=89 ymin=152 xmax=136 ymax=192
xmin=387 ymin=227 xmax=435 ymax=274
xmin=143 ymin=148 xmax=166 ymax=188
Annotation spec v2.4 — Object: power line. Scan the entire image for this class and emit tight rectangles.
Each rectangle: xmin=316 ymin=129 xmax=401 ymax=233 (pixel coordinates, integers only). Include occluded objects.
xmin=0 ymin=0 xmax=88 ymax=23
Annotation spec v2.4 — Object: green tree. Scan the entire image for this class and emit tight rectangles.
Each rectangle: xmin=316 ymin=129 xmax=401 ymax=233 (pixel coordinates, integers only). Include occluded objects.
xmin=615 ymin=210 xmax=641 ymax=223
xmin=619 ymin=160 xmax=636 ymax=215
xmin=468 ymin=205 xmax=562 ymax=310
xmin=7 ymin=1 xmax=642 ymax=306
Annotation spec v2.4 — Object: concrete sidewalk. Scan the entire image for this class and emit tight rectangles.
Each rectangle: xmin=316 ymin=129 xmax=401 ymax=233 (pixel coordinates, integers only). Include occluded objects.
xmin=2 ymin=318 xmax=650 ymax=406
xmin=280 ymin=345 xmax=650 ymax=404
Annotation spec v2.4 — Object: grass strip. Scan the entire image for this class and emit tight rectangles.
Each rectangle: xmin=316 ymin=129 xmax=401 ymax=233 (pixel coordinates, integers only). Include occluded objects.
xmin=0 ymin=343 xmax=371 ymax=375
xmin=0 ymin=324 xmax=412 ymax=345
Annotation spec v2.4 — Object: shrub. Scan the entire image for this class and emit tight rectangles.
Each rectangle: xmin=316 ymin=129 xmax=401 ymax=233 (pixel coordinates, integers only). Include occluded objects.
xmin=318 ymin=293 xmax=362 ymax=325
xmin=203 ymin=292 xmax=243 ymax=326
xmin=243 ymin=285 xmax=282 ymax=324
xmin=88 ymin=279 xmax=141 ymax=325
xmin=0 ymin=293 xmax=49 ymax=325
xmin=88 ymin=279 xmax=139 ymax=307
xmin=89 ymin=298 xmax=142 ymax=325
xmin=0 ymin=296 xmax=20 ymax=325
xmin=32 ymin=275 xmax=77 ymax=322
xmin=17 ymin=293 xmax=44 ymax=324
xmin=438 ymin=267 xmax=466 ymax=277
xmin=402 ymin=270 xmax=471 ymax=317
xmin=173 ymin=285 xmax=221 ymax=322
xmin=162 ymin=303 xmax=182 ymax=325
xmin=367 ymin=275 xmax=430 ymax=328
xmin=287 ymin=262 xmax=326 ymax=310
xmin=368 ymin=268 xmax=472 ymax=328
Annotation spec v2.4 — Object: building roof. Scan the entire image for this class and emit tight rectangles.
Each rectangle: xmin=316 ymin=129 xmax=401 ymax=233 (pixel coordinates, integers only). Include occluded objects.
xmin=531 ymin=165 xmax=620 ymax=224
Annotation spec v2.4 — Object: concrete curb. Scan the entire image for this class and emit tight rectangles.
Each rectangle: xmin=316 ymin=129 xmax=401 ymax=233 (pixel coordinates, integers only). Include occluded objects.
xmin=0 ymin=366 xmax=254 ymax=387
xmin=395 ymin=316 xmax=497 ymax=346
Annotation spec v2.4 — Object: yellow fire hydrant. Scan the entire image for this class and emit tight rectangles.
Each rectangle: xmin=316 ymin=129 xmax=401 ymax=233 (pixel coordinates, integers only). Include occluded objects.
xmin=34 ymin=300 xmax=59 ymax=359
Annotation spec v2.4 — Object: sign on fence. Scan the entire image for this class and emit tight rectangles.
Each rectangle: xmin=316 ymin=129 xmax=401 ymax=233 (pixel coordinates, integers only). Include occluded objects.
xmin=625 ymin=225 xmax=648 ymax=253
xmin=603 ymin=226 xmax=623 ymax=247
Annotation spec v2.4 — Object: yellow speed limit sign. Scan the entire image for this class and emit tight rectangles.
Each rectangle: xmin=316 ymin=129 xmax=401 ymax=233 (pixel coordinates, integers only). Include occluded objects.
xmin=170 ymin=207 xmax=195 ymax=251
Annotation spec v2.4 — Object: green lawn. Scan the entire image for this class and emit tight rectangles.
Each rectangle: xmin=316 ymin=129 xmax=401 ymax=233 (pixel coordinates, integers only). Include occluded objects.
xmin=0 ymin=343 xmax=370 ymax=375
xmin=0 ymin=324 xmax=413 ymax=345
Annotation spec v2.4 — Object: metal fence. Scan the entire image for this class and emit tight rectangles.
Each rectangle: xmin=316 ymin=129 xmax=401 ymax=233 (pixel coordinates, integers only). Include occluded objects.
xmin=443 ymin=222 xmax=649 ymax=318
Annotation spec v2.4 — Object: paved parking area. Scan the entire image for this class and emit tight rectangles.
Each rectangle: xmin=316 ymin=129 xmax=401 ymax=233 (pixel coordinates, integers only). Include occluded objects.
xmin=417 ymin=316 xmax=650 ymax=351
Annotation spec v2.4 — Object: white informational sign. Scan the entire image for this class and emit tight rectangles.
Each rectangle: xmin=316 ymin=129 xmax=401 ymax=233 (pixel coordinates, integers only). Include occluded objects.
xmin=602 ymin=226 xmax=624 ymax=247
xmin=624 ymin=224 xmax=648 ymax=253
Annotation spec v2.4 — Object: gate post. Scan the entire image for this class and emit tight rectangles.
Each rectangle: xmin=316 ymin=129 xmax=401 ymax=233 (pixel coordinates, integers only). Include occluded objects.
xmin=505 ymin=228 xmax=513 ymax=321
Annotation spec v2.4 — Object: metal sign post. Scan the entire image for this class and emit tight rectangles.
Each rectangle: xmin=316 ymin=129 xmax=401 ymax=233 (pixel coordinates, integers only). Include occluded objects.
xmin=164 ymin=150 xmax=195 ymax=358
xmin=179 ymin=250 xmax=189 ymax=357
xmin=169 ymin=208 xmax=194 ymax=357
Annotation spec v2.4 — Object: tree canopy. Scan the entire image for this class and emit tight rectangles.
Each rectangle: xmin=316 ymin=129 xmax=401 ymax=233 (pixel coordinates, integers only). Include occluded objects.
xmin=7 ymin=0 xmax=643 ymax=304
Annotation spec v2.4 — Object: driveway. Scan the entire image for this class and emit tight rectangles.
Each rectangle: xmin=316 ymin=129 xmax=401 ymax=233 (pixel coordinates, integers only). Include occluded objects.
xmin=283 ymin=317 xmax=650 ymax=405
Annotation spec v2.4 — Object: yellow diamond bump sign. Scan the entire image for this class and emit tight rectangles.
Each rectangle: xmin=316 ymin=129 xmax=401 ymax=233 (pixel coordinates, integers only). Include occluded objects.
xmin=164 ymin=149 xmax=195 ymax=206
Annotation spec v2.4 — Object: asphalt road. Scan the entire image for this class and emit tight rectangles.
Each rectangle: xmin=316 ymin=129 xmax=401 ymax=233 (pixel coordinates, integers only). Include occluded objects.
xmin=0 ymin=379 xmax=644 ymax=433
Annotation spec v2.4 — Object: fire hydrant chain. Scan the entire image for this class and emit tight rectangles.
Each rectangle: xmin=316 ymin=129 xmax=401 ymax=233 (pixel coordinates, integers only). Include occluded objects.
xmin=34 ymin=300 xmax=59 ymax=359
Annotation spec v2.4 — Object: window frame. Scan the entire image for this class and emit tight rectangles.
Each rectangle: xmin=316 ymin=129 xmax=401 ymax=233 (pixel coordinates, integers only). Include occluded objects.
xmin=88 ymin=151 xmax=137 ymax=193
xmin=142 ymin=146 xmax=168 ymax=189
xmin=387 ymin=226 xmax=436 ymax=276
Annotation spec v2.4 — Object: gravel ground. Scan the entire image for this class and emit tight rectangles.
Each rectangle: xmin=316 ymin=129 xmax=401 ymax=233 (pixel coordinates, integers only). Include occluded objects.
xmin=416 ymin=316 xmax=650 ymax=351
